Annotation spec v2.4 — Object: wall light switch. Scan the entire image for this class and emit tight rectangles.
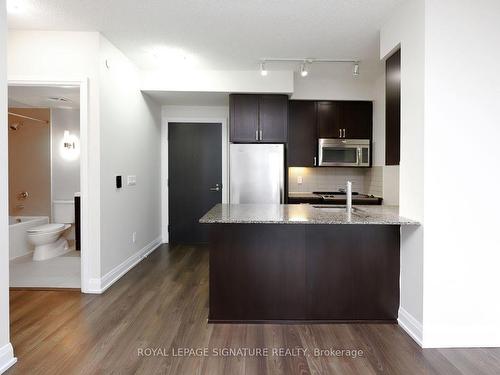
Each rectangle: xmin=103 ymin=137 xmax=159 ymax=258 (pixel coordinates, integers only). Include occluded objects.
xmin=127 ymin=175 xmax=137 ymax=186
xmin=297 ymin=176 xmax=303 ymax=184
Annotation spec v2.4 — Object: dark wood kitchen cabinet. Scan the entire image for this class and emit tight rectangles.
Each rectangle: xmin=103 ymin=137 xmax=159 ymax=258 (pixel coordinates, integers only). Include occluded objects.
xmin=317 ymin=101 xmax=341 ymax=138
xmin=340 ymin=101 xmax=372 ymax=139
xmin=386 ymin=49 xmax=401 ymax=166
xmin=230 ymin=94 xmax=288 ymax=143
xmin=288 ymin=101 xmax=318 ymax=167
xmin=317 ymin=101 xmax=372 ymax=140
xmin=229 ymin=94 xmax=259 ymax=142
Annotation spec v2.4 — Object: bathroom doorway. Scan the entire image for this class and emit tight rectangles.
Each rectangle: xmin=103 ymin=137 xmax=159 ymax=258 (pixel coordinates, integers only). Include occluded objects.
xmin=7 ymin=83 xmax=85 ymax=289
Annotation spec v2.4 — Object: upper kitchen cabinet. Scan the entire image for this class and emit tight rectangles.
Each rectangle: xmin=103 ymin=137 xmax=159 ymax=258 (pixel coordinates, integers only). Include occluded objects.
xmin=288 ymin=101 xmax=318 ymax=167
xmin=259 ymin=95 xmax=288 ymax=143
xmin=317 ymin=101 xmax=341 ymax=138
xmin=340 ymin=101 xmax=373 ymax=139
xmin=230 ymin=94 xmax=288 ymax=143
xmin=386 ymin=49 xmax=401 ymax=166
xmin=229 ymin=94 xmax=260 ymax=142
xmin=317 ymin=101 xmax=372 ymax=140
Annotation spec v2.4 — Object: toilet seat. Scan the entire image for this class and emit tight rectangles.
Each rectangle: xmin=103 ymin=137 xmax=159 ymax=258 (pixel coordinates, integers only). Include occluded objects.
xmin=27 ymin=223 xmax=67 ymax=234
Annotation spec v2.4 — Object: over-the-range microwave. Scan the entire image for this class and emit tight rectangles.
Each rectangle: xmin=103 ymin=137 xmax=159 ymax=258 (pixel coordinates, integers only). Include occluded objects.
xmin=318 ymin=138 xmax=370 ymax=167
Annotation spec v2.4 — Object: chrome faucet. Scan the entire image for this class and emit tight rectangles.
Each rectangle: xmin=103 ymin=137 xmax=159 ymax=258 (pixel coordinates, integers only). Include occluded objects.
xmin=346 ymin=181 xmax=352 ymax=213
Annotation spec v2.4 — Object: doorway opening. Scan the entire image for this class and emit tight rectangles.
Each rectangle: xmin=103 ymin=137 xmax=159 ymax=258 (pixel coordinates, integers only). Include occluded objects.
xmin=7 ymin=81 xmax=89 ymax=290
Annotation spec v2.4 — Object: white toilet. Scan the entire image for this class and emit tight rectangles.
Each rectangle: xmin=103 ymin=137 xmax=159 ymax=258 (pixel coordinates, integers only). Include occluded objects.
xmin=27 ymin=200 xmax=74 ymax=261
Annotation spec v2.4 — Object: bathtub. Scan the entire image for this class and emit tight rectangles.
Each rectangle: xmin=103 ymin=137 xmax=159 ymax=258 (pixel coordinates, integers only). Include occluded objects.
xmin=9 ymin=216 xmax=49 ymax=260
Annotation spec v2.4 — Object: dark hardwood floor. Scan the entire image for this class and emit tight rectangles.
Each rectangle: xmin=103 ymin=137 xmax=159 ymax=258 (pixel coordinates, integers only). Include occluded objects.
xmin=7 ymin=245 xmax=500 ymax=374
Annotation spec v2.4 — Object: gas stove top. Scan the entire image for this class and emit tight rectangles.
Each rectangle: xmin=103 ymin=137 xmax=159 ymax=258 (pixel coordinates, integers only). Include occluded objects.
xmin=312 ymin=191 xmax=360 ymax=196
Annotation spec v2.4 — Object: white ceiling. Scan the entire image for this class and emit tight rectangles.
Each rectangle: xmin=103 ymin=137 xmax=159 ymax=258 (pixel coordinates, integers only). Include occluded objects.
xmin=8 ymin=0 xmax=404 ymax=71
xmin=8 ymin=85 xmax=80 ymax=109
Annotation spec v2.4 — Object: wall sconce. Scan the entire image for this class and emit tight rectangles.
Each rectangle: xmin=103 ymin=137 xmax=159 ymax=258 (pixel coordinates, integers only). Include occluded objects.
xmin=60 ymin=130 xmax=80 ymax=161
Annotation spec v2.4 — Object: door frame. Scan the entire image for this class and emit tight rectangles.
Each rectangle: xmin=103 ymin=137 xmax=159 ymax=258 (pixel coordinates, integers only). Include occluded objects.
xmin=7 ymin=77 xmax=92 ymax=292
xmin=161 ymin=117 xmax=228 ymax=243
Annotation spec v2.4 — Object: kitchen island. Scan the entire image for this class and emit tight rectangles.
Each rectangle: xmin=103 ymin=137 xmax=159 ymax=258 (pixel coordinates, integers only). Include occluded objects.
xmin=200 ymin=204 xmax=418 ymax=323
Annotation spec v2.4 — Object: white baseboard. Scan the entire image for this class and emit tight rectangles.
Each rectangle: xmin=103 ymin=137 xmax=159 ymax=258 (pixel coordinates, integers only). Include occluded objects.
xmin=85 ymin=236 xmax=162 ymax=294
xmin=0 ymin=343 xmax=17 ymax=374
xmin=398 ymin=307 xmax=423 ymax=347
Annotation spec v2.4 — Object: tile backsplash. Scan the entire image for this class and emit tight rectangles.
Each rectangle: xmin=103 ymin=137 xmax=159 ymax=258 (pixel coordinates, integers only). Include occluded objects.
xmin=288 ymin=167 xmax=367 ymax=193
xmin=289 ymin=166 xmax=385 ymax=197
xmin=364 ymin=166 xmax=383 ymax=197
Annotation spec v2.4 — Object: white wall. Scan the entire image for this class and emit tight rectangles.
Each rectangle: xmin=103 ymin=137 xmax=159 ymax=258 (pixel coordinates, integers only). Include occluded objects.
xmin=99 ymin=36 xmax=162 ymax=277
xmin=8 ymin=30 xmax=101 ymax=292
xmin=380 ymin=0 xmax=425 ymax=344
xmin=0 ymin=2 xmax=16 ymax=373
xmin=51 ymin=109 xmax=80 ymax=201
xmin=291 ymin=64 xmax=380 ymax=101
xmin=423 ymin=0 xmax=500 ymax=347
xmin=141 ymin=70 xmax=294 ymax=94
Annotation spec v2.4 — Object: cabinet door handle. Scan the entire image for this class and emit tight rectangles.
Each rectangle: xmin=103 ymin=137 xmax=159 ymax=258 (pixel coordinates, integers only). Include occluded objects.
xmin=343 ymin=128 xmax=346 ymax=138
xmin=259 ymin=130 xmax=263 ymax=141
xmin=209 ymin=183 xmax=221 ymax=192
xmin=313 ymin=157 xmax=317 ymax=166
xmin=339 ymin=129 xmax=342 ymax=138
xmin=255 ymin=130 xmax=259 ymax=141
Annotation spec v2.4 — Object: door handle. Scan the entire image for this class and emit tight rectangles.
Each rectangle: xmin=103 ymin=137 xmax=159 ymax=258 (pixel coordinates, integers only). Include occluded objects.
xmin=255 ymin=130 xmax=259 ymax=141
xmin=259 ymin=130 xmax=263 ymax=141
xmin=313 ymin=157 xmax=317 ymax=166
xmin=209 ymin=183 xmax=221 ymax=192
xmin=357 ymin=148 xmax=362 ymax=165
xmin=339 ymin=129 xmax=342 ymax=138
xmin=343 ymin=129 xmax=346 ymax=138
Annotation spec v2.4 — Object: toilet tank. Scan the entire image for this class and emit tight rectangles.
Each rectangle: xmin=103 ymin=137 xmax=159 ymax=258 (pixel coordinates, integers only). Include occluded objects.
xmin=53 ymin=200 xmax=75 ymax=223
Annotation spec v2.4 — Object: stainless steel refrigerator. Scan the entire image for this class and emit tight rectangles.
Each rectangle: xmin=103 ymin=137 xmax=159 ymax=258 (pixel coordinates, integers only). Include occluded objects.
xmin=230 ymin=144 xmax=284 ymax=204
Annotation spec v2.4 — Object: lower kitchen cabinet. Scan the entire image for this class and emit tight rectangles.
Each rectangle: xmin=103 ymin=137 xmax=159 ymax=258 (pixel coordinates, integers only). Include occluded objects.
xmin=207 ymin=223 xmax=400 ymax=322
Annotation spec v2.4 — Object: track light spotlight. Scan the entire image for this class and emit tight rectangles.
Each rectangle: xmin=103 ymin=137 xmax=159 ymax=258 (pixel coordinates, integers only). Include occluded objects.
xmin=260 ymin=62 xmax=268 ymax=76
xmin=353 ymin=62 xmax=360 ymax=77
xmin=300 ymin=63 xmax=308 ymax=77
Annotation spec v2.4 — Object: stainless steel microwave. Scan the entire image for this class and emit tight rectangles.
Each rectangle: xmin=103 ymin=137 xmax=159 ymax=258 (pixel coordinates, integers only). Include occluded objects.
xmin=318 ymin=138 xmax=370 ymax=167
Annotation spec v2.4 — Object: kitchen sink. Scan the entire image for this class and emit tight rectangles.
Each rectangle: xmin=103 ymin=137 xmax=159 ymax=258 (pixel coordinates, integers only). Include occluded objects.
xmin=312 ymin=205 xmax=360 ymax=213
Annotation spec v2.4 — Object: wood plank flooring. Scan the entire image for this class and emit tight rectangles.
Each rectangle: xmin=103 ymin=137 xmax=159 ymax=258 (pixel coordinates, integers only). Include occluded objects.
xmin=7 ymin=244 xmax=500 ymax=374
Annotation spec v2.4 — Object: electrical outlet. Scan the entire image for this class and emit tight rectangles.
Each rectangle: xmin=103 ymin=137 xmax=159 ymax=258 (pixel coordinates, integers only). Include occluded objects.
xmin=297 ymin=176 xmax=303 ymax=184
xmin=132 ymin=232 xmax=137 ymax=243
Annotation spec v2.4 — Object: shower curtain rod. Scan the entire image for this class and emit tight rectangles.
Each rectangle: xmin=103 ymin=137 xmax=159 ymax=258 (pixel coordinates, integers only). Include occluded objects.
xmin=8 ymin=111 xmax=49 ymax=124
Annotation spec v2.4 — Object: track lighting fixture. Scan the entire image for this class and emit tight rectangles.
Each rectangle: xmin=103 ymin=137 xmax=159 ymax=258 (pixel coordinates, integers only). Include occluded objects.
xmin=258 ymin=58 xmax=360 ymax=78
xmin=260 ymin=62 xmax=268 ymax=76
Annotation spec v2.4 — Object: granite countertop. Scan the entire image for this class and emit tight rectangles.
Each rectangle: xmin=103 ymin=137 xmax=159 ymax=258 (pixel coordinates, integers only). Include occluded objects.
xmin=199 ymin=204 xmax=419 ymax=225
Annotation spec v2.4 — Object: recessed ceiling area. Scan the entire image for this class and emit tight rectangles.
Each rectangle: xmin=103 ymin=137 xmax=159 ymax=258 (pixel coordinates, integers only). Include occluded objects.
xmin=7 ymin=0 xmax=405 ymax=71
xmin=8 ymin=85 xmax=80 ymax=109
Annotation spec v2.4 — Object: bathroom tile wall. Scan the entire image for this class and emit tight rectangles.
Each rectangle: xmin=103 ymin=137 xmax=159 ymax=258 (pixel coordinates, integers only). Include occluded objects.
xmin=8 ymin=108 xmax=51 ymax=217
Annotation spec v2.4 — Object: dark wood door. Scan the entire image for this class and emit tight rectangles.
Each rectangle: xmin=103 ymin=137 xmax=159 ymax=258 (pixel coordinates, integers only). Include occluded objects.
xmin=340 ymin=101 xmax=373 ymax=139
xmin=288 ymin=101 xmax=317 ymax=167
xmin=230 ymin=94 xmax=259 ymax=142
xmin=317 ymin=101 xmax=341 ymax=138
xmin=386 ymin=49 xmax=401 ymax=165
xmin=259 ymin=95 xmax=288 ymax=142
xmin=168 ymin=123 xmax=222 ymax=244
